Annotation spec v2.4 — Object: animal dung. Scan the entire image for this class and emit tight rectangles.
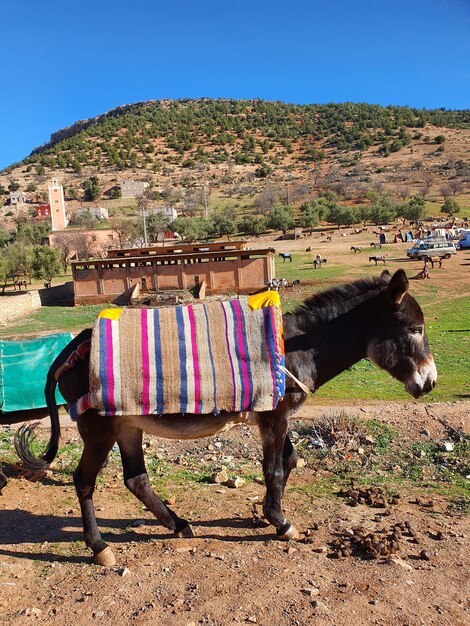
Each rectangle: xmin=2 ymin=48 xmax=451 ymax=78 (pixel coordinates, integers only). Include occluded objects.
xmin=338 ymin=485 xmax=400 ymax=508
xmin=329 ymin=524 xmax=404 ymax=560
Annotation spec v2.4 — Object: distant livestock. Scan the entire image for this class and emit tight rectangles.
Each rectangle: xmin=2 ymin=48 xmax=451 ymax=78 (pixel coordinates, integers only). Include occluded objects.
xmin=279 ymin=253 xmax=292 ymax=262
xmin=313 ymin=258 xmax=327 ymax=269
xmin=351 ymin=246 xmax=362 ymax=253
xmin=369 ymin=255 xmax=386 ymax=266
xmin=268 ymin=277 xmax=288 ymax=291
xmin=370 ymin=242 xmax=382 ymax=249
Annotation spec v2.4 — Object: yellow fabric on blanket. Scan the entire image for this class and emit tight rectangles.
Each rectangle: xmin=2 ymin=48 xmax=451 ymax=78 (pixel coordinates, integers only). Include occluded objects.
xmin=248 ymin=291 xmax=281 ymax=310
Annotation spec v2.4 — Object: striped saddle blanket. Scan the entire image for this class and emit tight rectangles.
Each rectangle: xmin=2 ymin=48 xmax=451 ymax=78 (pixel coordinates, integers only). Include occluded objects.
xmin=69 ymin=297 xmax=285 ymax=418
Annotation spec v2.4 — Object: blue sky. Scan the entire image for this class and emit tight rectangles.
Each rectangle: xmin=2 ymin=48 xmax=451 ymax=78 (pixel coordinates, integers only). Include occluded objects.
xmin=0 ymin=0 xmax=468 ymax=170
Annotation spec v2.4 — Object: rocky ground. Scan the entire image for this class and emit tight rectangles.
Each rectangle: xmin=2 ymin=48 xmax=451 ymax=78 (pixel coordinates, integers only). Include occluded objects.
xmin=0 ymin=400 xmax=468 ymax=626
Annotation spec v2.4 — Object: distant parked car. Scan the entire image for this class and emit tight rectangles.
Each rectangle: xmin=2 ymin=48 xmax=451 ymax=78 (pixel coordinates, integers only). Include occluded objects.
xmin=406 ymin=238 xmax=457 ymax=260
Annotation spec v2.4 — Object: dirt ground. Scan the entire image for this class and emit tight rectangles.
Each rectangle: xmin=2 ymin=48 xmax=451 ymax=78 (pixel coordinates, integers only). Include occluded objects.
xmin=0 ymin=399 xmax=468 ymax=626
xmin=0 ymin=231 xmax=469 ymax=626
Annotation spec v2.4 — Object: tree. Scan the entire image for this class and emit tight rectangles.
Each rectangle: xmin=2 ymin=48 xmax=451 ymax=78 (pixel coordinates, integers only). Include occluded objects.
xmin=31 ymin=246 xmax=61 ymax=284
xmin=356 ymin=205 xmax=372 ymax=227
xmin=399 ymin=196 xmax=425 ymax=224
xmin=300 ymin=202 xmax=322 ymax=233
xmin=170 ymin=217 xmax=209 ymax=242
xmin=8 ymin=179 xmax=20 ymax=192
xmin=68 ymin=186 xmax=78 ymax=200
xmin=53 ymin=232 xmax=74 ymax=272
xmin=266 ymin=204 xmax=296 ymax=233
xmin=327 ymin=204 xmax=357 ymax=228
xmin=237 ymin=215 xmax=267 ymax=236
xmin=15 ymin=222 xmax=52 ymax=246
xmin=109 ymin=217 xmax=140 ymax=248
xmin=209 ymin=214 xmax=237 ymax=239
xmin=3 ymin=242 xmax=34 ymax=283
xmin=0 ymin=253 xmax=14 ymax=293
xmin=83 ymin=176 xmax=100 ymax=201
xmin=367 ymin=190 xmax=398 ymax=225
xmin=441 ymin=197 xmax=460 ymax=218
xmin=146 ymin=212 xmax=171 ymax=244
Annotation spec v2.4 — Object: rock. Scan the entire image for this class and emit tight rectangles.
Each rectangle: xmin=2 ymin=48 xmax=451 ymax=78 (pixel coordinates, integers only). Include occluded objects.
xmin=420 ymin=428 xmax=431 ymax=437
xmin=300 ymin=587 xmax=320 ymax=597
xmin=227 ymin=477 xmax=245 ymax=489
xmin=166 ymin=496 xmax=177 ymax=506
xmin=22 ymin=608 xmax=42 ymax=616
xmin=93 ymin=611 xmax=106 ymax=618
xmin=442 ymin=441 xmax=454 ymax=452
xmin=118 ymin=567 xmax=131 ymax=577
xmin=312 ymin=600 xmax=329 ymax=613
xmin=246 ymin=616 xmax=257 ymax=623
xmin=388 ymin=557 xmax=413 ymax=571
xmin=419 ymin=550 xmax=431 ymax=561
xmin=210 ymin=468 xmax=229 ymax=484
xmin=296 ymin=458 xmax=306 ymax=469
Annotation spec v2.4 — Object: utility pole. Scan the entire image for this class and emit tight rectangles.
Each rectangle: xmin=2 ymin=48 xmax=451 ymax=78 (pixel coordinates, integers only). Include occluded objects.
xmin=202 ymin=185 xmax=208 ymax=219
xmin=141 ymin=206 xmax=148 ymax=246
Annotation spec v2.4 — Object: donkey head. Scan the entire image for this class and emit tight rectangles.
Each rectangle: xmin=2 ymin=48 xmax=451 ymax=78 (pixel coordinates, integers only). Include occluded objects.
xmin=367 ymin=270 xmax=437 ymax=398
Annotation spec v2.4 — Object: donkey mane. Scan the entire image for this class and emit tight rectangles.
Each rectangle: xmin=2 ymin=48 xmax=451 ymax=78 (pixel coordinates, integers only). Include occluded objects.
xmin=290 ymin=274 xmax=391 ymax=325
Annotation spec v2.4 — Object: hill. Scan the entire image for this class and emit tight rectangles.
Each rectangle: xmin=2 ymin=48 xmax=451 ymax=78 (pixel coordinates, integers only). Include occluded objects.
xmin=1 ymin=99 xmax=469 ymax=222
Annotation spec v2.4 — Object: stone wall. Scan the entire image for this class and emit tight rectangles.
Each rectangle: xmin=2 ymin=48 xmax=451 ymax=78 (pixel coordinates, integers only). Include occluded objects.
xmin=38 ymin=282 xmax=74 ymax=307
xmin=0 ymin=291 xmax=41 ymax=325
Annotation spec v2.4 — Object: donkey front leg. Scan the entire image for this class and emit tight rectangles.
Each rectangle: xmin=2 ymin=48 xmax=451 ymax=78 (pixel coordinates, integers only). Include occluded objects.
xmin=117 ymin=424 xmax=194 ymax=538
xmin=258 ymin=412 xmax=299 ymax=541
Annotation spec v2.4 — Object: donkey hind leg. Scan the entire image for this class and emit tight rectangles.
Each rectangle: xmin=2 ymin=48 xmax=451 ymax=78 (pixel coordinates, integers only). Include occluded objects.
xmin=73 ymin=433 xmax=117 ymax=566
xmin=118 ymin=425 xmax=194 ymax=538
xmin=283 ymin=434 xmax=298 ymax=491
xmin=258 ymin=412 xmax=299 ymax=541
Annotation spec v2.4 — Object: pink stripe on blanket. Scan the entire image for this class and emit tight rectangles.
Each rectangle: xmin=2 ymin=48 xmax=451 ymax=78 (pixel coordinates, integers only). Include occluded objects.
xmin=141 ymin=309 xmax=150 ymax=414
xmin=232 ymin=299 xmax=251 ymax=410
xmin=187 ymin=305 xmax=201 ymax=413
xmin=105 ymin=319 xmax=116 ymax=415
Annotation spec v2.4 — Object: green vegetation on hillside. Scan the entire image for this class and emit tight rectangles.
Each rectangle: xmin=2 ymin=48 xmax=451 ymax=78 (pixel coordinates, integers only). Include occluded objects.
xmin=13 ymin=100 xmax=470 ymax=174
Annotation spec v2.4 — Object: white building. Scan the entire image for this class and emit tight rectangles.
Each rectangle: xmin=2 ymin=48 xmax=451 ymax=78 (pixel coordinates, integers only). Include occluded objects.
xmin=120 ymin=179 xmax=149 ymax=198
xmin=9 ymin=191 xmax=27 ymax=205
xmin=77 ymin=206 xmax=109 ymax=220
xmin=147 ymin=206 xmax=177 ymax=221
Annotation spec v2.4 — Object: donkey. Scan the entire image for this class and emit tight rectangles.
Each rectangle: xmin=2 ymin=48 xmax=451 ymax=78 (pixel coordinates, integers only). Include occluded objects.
xmin=16 ymin=270 xmax=436 ymax=566
xmin=279 ymin=252 xmax=292 ymax=262
xmin=369 ymin=255 xmax=386 ymax=266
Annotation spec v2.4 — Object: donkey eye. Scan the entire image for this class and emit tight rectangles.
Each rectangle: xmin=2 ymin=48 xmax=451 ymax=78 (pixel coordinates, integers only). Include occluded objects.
xmin=410 ymin=326 xmax=423 ymax=334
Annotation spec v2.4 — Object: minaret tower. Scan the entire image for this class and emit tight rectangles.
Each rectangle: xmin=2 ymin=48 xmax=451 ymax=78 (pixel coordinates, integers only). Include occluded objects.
xmin=48 ymin=178 xmax=68 ymax=231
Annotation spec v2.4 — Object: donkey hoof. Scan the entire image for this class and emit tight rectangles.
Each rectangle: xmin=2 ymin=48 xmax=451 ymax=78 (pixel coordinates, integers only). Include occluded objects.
xmin=93 ymin=546 xmax=116 ymax=567
xmin=278 ymin=524 xmax=300 ymax=541
xmin=175 ymin=523 xmax=195 ymax=538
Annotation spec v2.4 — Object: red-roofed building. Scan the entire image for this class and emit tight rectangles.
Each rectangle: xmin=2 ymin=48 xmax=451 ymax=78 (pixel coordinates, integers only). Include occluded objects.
xmin=36 ymin=204 xmax=51 ymax=219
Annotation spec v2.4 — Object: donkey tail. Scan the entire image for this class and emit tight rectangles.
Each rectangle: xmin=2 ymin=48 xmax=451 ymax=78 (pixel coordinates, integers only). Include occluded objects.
xmin=14 ymin=328 xmax=92 ymax=475
xmin=14 ymin=369 xmax=61 ymax=473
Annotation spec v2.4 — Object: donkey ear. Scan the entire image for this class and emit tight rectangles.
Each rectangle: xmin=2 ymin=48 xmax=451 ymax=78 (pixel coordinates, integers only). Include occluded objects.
xmin=386 ymin=269 xmax=409 ymax=306
xmin=380 ymin=269 xmax=391 ymax=280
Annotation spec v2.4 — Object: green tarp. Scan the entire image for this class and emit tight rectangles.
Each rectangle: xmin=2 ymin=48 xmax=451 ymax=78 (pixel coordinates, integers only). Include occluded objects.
xmin=0 ymin=333 xmax=73 ymax=412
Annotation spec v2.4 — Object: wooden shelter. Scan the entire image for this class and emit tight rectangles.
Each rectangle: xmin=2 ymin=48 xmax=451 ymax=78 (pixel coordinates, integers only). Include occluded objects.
xmin=71 ymin=243 xmax=275 ymax=305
